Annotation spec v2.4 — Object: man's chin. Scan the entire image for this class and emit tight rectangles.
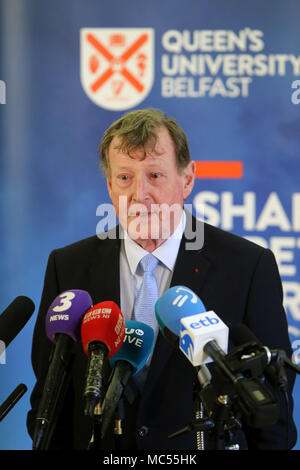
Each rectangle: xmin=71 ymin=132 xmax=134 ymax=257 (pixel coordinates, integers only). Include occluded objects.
xmin=127 ymin=226 xmax=160 ymax=242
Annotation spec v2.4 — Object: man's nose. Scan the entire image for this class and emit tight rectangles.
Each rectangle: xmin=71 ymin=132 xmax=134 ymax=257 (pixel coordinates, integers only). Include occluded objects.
xmin=132 ymin=174 xmax=149 ymax=202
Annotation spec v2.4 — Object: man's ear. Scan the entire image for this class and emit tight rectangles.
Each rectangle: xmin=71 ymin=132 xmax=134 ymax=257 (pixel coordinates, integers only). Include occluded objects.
xmin=183 ymin=160 xmax=196 ymax=199
xmin=106 ymin=177 xmax=112 ymax=199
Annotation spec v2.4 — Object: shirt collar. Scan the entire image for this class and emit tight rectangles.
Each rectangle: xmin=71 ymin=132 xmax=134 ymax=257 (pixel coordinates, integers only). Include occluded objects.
xmin=123 ymin=210 xmax=186 ymax=275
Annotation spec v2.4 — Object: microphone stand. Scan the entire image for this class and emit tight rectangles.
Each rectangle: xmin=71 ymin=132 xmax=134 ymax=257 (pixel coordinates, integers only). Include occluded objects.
xmin=89 ymin=398 xmax=126 ymax=451
xmin=169 ymin=377 xmax=241 ymax=450
xmin=114 ymin=398 xmax=125 ymax=450
xmin=169 ymin=343 xmax=300 ymax=450
xmin=90 ymin=402 xmax=103 ymax=451
xmin=205 ymin=393 xmax=242 ymax=450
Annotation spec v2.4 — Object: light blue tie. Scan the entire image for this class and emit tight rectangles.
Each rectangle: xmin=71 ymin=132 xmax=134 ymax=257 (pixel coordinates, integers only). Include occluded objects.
xmin=133 ymin=253 xmax=159 ymax=337
xmin=132 ymin=253 xmax=159 ymax=390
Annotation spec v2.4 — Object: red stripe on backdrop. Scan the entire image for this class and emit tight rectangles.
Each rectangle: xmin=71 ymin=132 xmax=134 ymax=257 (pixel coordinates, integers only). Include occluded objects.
xmin=195 ymin=161 xmax=243 ymax=179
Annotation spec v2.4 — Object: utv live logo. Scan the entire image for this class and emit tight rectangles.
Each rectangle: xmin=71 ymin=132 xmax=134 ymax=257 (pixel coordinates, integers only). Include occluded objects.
xmin=0 ymin=80 xmax=6 ymax=104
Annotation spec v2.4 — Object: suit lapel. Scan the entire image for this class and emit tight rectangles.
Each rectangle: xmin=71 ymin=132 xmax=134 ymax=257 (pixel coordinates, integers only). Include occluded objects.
xmin=88 ymin=228 xmax=121 ymax=307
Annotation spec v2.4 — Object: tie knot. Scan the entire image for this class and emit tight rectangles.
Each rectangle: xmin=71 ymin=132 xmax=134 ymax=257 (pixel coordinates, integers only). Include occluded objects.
xmin=139 ymin=253 xmax=159 ymax=273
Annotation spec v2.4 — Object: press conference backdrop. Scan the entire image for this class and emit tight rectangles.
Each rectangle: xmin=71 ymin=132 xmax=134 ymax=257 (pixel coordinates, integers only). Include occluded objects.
xmin=0 ymin=0 xmax=299 ymax=450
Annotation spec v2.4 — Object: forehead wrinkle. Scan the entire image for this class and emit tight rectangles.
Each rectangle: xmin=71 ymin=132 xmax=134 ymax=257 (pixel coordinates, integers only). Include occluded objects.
xmin=112 ymin=145 xmax=165 ymax=160
xmin=111 ymin=150 xmax=168 ymax=166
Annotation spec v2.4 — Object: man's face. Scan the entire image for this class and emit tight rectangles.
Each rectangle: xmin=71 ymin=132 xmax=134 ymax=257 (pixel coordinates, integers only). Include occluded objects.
xmin=106 ymin=126 xmax=195 ymax=250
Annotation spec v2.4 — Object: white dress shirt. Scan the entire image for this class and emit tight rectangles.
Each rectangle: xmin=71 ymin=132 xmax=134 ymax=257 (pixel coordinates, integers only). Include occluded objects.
xmin=119 ymin=210 xmax=186 ymax=322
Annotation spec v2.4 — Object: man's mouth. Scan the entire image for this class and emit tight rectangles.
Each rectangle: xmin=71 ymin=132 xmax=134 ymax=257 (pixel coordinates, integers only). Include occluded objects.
xmin=128 ymin=204 xmax=159 ymax=218
xmin=128 ymin=211 xmax=150 ymax=217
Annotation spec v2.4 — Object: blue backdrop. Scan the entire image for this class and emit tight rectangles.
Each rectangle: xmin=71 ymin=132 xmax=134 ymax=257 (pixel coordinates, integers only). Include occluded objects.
xmin=0 ymin=0 xmax=299 ymax=450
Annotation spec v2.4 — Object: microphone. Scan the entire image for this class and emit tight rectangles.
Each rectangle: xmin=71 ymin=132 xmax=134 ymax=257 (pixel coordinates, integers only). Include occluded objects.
xmin=101 ymin=320 xmax=154 ymax=438
xmin=180 ymin=311 xmax=229 ymax=367
xmin=156 ymin=286 xmax=279 ymax=428
xmin=155 ymin=285 xmax=206 ymax=346
xmin=32 ymin=289 xmax=93 ymax=450
xmin=155 ymin=287 xmax=219 ymax=441
xmin=0 ymin=384 xmax=28 ymax=422
xmin=154 ymin=285 xmax=228 ymax=366
xmin=81 ymin=301 xmax=126 ymax=418
xmin=154 ymin=286 xmax=216 ymax=403
xmin=230 ymin=324 xmax=300 ymax=390
xmin=0 ymin=296 xmax=35 ymax=349
xmin=154 ymin=285 xmax=215 ymax=384
xmin=181 ymin=313 xmax=279 ymax=427
xmin=0 ymin=297 xmax=34 ymax=424
xmin=229 ymin=323 xmax=272 ymax=372
xmin=230 ymin=323 xmax=262 ymax=348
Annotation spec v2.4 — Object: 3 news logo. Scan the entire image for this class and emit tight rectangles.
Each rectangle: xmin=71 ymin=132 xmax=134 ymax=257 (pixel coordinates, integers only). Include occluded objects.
xmin=0 ymin=80 xmax=6 ymax=104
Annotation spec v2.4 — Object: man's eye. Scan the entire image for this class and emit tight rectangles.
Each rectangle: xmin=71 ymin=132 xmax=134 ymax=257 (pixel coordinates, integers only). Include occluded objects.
xmin=119 ymin=175 xmax=129 ymax=181
xmin=151 ymin=173 xmax=161 ymax=179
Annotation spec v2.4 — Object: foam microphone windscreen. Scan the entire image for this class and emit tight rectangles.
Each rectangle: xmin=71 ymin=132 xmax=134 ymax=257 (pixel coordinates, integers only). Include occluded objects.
xmin=46 ymin=289 xmax=93 ymax=343
xmin=109 ymin=320 xmax=155 ymax=375
xmin=155 ymin=285 xmax=206 ymax=340
xmin=81 ymin=301 xmax=125 ymax=358
xmin=230 ymin=323 xmax=261 ymax=348
xmin=0 ymin=296 xmax=35 ymax=347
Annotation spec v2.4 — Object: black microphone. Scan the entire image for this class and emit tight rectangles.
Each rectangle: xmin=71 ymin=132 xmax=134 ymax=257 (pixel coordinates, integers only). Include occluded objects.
xmin=32 ymin=290 xmax=92 ymax=450
xmin=230 ymin=324 xmax=300 ymax=391
xmin=0 ymin=296 xmax=35 ymax=348
xmin=0 ymin=384 xmax=28 ymax=422
xmin=81 ymin=301 xmax=126 ymax=418
xmin=179 ymin=311 xmax=279 ymax=428
xmin=101 ymin=321 xmax=154 ymax=439
xmin=0 ymin=297 xmax=34 ymax=421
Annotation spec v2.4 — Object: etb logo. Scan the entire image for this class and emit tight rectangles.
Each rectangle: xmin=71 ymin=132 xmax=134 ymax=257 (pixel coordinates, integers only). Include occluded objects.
xmin=80 ymin=28 xmax=154 ymax=110
xmin=172 ymin=287 xmax=199 ymax=307
xmin=189 ymin=315 xmax=220 ymax=329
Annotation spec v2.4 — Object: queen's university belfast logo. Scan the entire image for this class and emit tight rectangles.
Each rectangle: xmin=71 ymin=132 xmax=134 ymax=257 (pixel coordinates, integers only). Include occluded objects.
xmin=80 ymin=28 xmax=154 ymax=111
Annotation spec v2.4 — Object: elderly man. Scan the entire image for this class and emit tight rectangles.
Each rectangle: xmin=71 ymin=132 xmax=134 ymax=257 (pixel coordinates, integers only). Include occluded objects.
xmin=27 ymin=108 xmax=297 ymax=450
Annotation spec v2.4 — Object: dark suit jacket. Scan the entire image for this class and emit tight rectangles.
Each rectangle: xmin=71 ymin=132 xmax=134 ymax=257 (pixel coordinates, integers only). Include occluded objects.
xmin=27 ymin=216 xmax=297 ymax=450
